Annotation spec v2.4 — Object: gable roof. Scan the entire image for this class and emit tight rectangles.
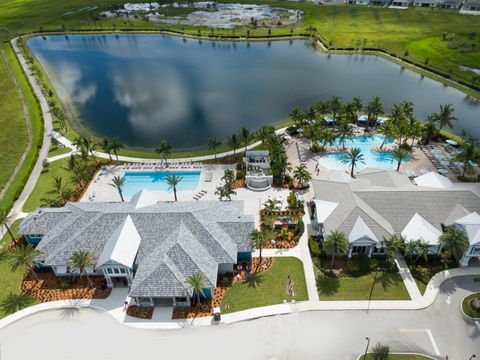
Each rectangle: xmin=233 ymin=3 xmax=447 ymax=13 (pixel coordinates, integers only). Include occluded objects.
xmin=348 ymin=216 xmax=378 ymax=243
xmin=455 ymin=212 xmax=480 ymax=245
xmin=401 ymin=213 xmax=442 ymax=245
xmin=130 ymin=189 xmax=159 ymax=209
xmin=97 ymin=215 xmax=141 ymax=268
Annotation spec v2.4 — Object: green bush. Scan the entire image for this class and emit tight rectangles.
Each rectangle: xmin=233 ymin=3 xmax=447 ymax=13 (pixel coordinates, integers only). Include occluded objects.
xmin=293 ymin=220 xmax=305 ymax=241
xmin=371 ymin=343 xmax=389 ymax=360
xmin=60 ymin=277 xmax=72 ymax=289
xmin=346 ymin=254 xmax=371 ymax=276
xmin=236 ymin=170 xmax=245 ymax=180
xmin=308 ymin=236 xmax=321 ymax=257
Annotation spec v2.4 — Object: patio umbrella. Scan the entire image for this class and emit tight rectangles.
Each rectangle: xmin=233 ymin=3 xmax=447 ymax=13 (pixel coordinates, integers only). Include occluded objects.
xmin=446 ymin=139 xmax=458 ymax=146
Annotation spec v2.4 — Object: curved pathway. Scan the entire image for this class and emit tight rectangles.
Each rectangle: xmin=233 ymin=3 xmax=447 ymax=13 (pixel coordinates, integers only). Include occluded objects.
xmin=0 ymin=276 xmax=478 ymax=360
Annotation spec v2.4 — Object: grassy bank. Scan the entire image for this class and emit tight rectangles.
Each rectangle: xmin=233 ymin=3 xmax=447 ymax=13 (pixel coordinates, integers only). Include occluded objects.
xmin=0 ymin=43 xmax=43 ymax=213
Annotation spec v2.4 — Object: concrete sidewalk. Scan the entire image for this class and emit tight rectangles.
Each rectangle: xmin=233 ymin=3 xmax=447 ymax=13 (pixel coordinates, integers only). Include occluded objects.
xmin=395 ymin=253 xmax=423 ymax=301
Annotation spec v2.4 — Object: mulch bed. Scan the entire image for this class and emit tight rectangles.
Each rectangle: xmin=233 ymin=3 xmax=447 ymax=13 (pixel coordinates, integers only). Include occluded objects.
xmin=264 ymin=237 xmax=297 ymax=249
xmin=127 ymin=305 xmax=153 ymax=320
xmin=172 ymin=258 xmax=274 ymax=319
xmin=21 ymin=270 xmax=111 ymax=303
xmin=231 ymin=179 xmax=245 ymax=189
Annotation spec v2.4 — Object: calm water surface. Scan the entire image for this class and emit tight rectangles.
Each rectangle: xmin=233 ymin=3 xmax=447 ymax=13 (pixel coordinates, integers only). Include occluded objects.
xmin=28 ymin=34 xmax=480 ymax=148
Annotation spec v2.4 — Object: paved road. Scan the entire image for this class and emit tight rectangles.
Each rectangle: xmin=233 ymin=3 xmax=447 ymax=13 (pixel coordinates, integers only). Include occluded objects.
xmin=1 ymin=276 xmax=478 ymax=360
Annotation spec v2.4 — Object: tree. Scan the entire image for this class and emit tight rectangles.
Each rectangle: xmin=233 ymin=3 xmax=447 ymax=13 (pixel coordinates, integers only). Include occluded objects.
xmin=221 ymin=169 xmax=235 ymax=187
xmin=250 ymin=228 xmax=270 ymax=268
xmin=226 ymin=134 xmax=240 ymax=155
xmin=439 ymin=226 xmax=469 ymax=262
xmin=166 ymin=174 xmax=183 ymax=201
xmin=109 ymin=137 xmax=124 ymax=161
xmin=99 ymin=137 xmax=113 ymax=161
xmin=207 ymin=136 xmax=222 ymax=160
xmin=186 ymin=273 xmax=206 ymax=309
xmin=329 ymin=95 xmax=343 ymax=124
xmin=240 ymin=127 xmax=255 ymax=154
xmin=215 ymin=185 xmax=236 ymax=201
xmin=323 ymin=230 xmax=349 ymax=269
xmin=383 ymin=234 xmax=406 ymax=263
xmin=109 ymin=175 xmax=125 ymax=202
xmin=337 ymin=121 xmax=354 ymax=149
xmin=453 ymin=140 xmax=479 ymax=177
xmin=371 ymin=343 xmax=390 ymax=360
xmin=319 ymin=128 xmax=336 ymax=150
xmin=392 ymin=147 xmax=409 ymax=172
xmin=69 ymin=250 xmax=95 ymax=287
xmin=155 ymin=139 xmax=173 ymax=165
xmin=0 ymin=208 xmax=15 ymax=242
xmin=341 ymin=147 xmax=365 ymax=178
xmin=1 ymin=292 xmax=35 ymax=315
xmin=366 ymin=96 xmax=384 ymax=129
xmin=289 ymin=107 xmax=304 ymax=128
xmin=431 ymin=104 xmax=457 ymax=132
xmin=293 ymin=164 xmax=312 ymax=188
xmin=256 ymin=125 xmax=276 ymax=144
xmin=421 ymin=116 xmax=438 ymax=144
xmin=10 ymin=244 xmax=42 ymax=281
xmin=303 ymin=123 xmax=323 ymax=151
xmin=378 ymin=121 xmax=395 ymax=149
xmin=351 ymin=96 xmax=363 ymax=119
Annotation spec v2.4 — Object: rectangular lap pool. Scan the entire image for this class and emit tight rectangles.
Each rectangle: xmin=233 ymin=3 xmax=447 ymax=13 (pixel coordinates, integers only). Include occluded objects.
xmin=122 ymin=171 xmax=201 ymax=196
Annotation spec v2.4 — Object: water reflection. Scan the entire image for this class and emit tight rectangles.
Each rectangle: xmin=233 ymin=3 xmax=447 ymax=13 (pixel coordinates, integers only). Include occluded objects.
xmin=28 ymin=34 xmax=480 ymax=148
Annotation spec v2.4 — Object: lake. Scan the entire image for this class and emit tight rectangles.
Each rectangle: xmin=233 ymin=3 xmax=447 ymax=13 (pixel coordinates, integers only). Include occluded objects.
xmin=27 ymin=34 xmax=480 ymax=148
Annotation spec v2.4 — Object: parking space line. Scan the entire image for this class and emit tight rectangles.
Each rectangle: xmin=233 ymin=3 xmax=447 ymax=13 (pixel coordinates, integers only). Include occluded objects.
xmin=398 ymin=328 xmax=440 ymax=356
xmin=475 ymin=321 xmax=480 ymax=331
xmin=426 ymin=329 xmax=440 ymax=356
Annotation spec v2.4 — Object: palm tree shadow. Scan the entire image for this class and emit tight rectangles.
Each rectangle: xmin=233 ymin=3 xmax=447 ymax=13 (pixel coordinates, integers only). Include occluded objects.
xmin=316 ymin=274 xmax=339 ymax=296
xmin=57 ymin=306 xmax=82 ymax=319
xmin=242 ymin=273 xmax=264 ymax=288
xmin=378 ymin=272 xmax=396 ymax=291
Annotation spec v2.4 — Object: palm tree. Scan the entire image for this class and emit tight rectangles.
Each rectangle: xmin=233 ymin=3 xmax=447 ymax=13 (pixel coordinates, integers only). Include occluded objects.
xmin=341 ymin=147 xmax=365 ymax=178
xmin=47 ymin=176 xmax=65 ymax=197
xmin=10 ymin=244 xmax=42 ymax=281
xmin=166 ymin=174 xmax=183 ymax=201
xmin=431 ymin=104 xmax=457 ymax=133
xmin=378 ymin=121 xmax=395 ymax=149
xmin=221 ymin=169 xmax=235 ymax=187
xmin=319 ymin=128 xmax=336 ymax=150
xmin=270 ymin=151 xmax=291 ymax=185
xmin=453 ymin=140 xmax=479 ymax=177
xmin=215 ymin=185 xmax=236 ymax=201
xmin=250 ymin=228 xmax=270 ymax=268
xmin=73 ymin=136 xmax=89 ymax=161
xmin=366 ymin=96 xmax=384 ymax=129
xmin=256 ymin=125 xmax=276 ymax=144
xmin=289 ymin=107 xmax=304 ymax=128
xmin=155 ymin=139 xmax=173 ymax=165
xmin=421 ymin=116 xmax=438 ymax=144
xmin=409 ymin=120 xmax=423 ymax=147
xmin=186 ymin=273 xmax=206 ymax=309
xmin=1 ymin=292 xmax=35 ymax=315
xmin=69 ymin=250 xmax=95 ymax=287
xmin=439 ymin=226 xmax=469 ymax=262
xmin=83 ymin=136 xmax=97 ymax=163
xmin=337 ymin=121 xmax=354 ymax=149
xmin=226 ymin=134 xmax=240 ymax=155
xmin=109 ymin=175 xmax=125 ymax=202
xmin=293 ymin=164 xmax=312 ymax=188
xmin=351 ymin=96 xmax=363 ymax=119
xmin=263 ymin=198 xmax=281 ymax=214
xmin=392 ymin=148 xmax=409 ymax=172
xmin=314 ymin=100 xmax=330 ymax=118
xmin=109 ymin=137 xmax=124 ymax=161
xmin=415 ymin=240 xmax=430 ymax=263
xmin=240 ymin=127 xmax=254 ymax=154
xmin=207 ymin=136 xmax=222 ymax=160
xmin=303 ymin=123 xmax=323 ymax=151
xmin=323 ymin=230 xmax=349 ymax=269
xmin=99 ymin=137 xmax=113 ymax=161
xmin=0 ymin=208 xmax=15 ymax=242
xmin=329 ymin=95 xmax=343 ymax=124
xmin=405 ymin=240 xmax=419 ymax=263
xmin=384 ymin=234 xmax=406 ymax=263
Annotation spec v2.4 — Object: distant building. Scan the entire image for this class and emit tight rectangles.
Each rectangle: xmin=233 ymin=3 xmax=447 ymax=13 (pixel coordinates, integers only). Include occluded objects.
xmin=413 ymin=0 xmax=439 ymax=7
xmin=390 ymin=0 xmax=413 ymax=7
xmin=439 ymin=0 xmax=463 ymax=9
xmin=347 ymin=0 xmax=371 ymax=5
xmin=370 ymin=0 xmax=392 ymax=6
xmin=461 ymin=0 xmax=480 ymax=13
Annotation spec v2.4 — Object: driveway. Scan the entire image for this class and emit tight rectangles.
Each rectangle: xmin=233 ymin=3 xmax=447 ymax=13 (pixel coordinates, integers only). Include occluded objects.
xmin=0 ymin=276 xmax=478 ymax=360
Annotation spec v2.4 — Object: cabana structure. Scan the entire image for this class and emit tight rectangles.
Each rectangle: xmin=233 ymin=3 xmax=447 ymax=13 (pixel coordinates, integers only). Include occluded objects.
xmin=414 ymin=171 xmax=453 ymax=189
xmin=413 ymin=0 xmax=439 ymax=6
xmin=244 ymin=150 xmax=273 ymax=191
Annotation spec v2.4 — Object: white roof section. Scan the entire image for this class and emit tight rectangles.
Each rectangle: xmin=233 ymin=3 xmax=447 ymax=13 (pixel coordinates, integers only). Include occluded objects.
xmin=97 ymin=215 xmax=141 ymax=268
xmin=455 ymin=212 xmax=480 ymax=245
xmin=130 ymin=189 xmax=159 ymax=209
xmin=328 ymin=170 xmax=352 ymax=183
xmin=414 ymin=171 xmax=453 ymax=189
xmin=348 ymin=216 xmax=378 ymax=243
xmin=401 ymin=213 xmax=441 ymax=245
xmin=313 ymin=199 xmax=339 ymax=223
xmin=357 ymin=115 xmax=368 ymax=122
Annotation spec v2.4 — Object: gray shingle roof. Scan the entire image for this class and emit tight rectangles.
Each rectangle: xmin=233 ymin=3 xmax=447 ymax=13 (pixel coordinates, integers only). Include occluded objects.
xmin=21 ymin=199 xmax=254 ymax=298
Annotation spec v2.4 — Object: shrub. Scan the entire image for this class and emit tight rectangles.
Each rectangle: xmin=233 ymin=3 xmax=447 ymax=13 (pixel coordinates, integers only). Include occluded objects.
xmin=236 ymin=170 xmax=245 ymax=180
xmin=60 ymin=277 xmax=73 ymax=289
xmin=346 ymin=254 xmax=371 ymax=276
xmin=371 ymin=343 xmax=389 ymax=360
xmin=293 ymin=220 xmax=305 ymax=241
xmin=309 ymin=236 xmax=321 ymax=257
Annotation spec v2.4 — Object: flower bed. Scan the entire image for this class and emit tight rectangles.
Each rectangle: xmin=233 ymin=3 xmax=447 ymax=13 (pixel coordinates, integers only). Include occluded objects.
xmin=21 ymin=270 xmax=111 ymax=303
xmin=127 ymin=305 xmax=153 ymax=320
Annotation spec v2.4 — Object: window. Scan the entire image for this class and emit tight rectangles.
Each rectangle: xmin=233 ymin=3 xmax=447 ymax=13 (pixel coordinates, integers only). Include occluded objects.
xmin=471 ymin=246 xmax=480 ymax=255
xmin=352 ymin=246 xmax=367 ymax=254
xmin=175 ymin=297 xmax=188 ymax=303
xmin=119 ymin=268 xmax=126 ymax=274
xmin=107 ymin=268 xmax=113 ymax=274
xmin=113 ymin=268 xmax=119 ymax=274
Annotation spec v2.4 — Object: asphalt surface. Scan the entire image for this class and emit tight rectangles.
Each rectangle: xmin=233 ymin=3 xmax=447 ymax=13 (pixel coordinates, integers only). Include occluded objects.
xmin=0 ymin=276 xmax=479 ymax=360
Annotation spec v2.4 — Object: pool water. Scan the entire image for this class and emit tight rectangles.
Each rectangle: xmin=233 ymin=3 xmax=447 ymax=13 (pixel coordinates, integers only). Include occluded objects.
xmin=318 ymin=135 xmax=409 ymax=170
xmin=122 ymin=171 xmax=201 ymax=196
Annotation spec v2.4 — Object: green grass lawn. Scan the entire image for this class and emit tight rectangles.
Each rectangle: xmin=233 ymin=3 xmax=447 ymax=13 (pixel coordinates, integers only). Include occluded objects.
xmin=0 ymin=219 xmax=35 ymax=318
xmin=0 ymin=43 xmax=43 ymax=214
xmin=48 ymin=145 xmax=71 ymax=157
xmin=22 ymin=157 xmax=72 ymax=212
xmin=221 ymin=257 xmax=308 ymax=314
xmin=462 ymin=292 xmax=480 ymax=319
xmin=362 ymin=354 xmax=433 ymax=359
xmin=415 ymin=278 xmax=427 ymax=295
xmin=317 ymin=272 xmax=410 ymax=301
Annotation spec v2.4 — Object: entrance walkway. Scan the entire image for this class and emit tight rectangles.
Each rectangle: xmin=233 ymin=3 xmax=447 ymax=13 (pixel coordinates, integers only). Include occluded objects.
xmin=394 ymin=253 xmax=423 ymax=301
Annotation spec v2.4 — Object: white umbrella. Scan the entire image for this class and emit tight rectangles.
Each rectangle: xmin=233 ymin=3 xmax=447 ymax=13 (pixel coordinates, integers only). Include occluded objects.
xmin=446 ymin=139 xmax=458 ymax=146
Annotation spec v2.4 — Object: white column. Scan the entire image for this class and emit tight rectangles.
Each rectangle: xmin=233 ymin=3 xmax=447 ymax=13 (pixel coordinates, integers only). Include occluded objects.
xmin=106 ymin=277 xmax=113 ymax=288
xmin=348 ymin=247 xmax=353 ymax=258
xmin=368 ymin=246 xmax=373 ymax=257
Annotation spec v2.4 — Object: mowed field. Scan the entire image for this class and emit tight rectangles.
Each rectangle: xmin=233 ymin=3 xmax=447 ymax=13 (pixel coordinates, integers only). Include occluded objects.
xmin=0 ymin=49 xmax=29 ymax=197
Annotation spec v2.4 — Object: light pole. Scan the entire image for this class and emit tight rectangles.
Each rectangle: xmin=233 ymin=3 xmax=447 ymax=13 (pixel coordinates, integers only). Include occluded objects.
xmin=469 ymin=355 xmax=476 ymax=360
xmin=363 ymin=337 xmax=370 ymax=360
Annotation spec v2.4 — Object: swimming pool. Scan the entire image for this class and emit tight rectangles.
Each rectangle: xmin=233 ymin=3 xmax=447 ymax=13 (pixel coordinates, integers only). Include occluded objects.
xmin=122 ymin=171 xmax=201 ymax=196
xmin=318 ymin=135 xmax=409 ymax=171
